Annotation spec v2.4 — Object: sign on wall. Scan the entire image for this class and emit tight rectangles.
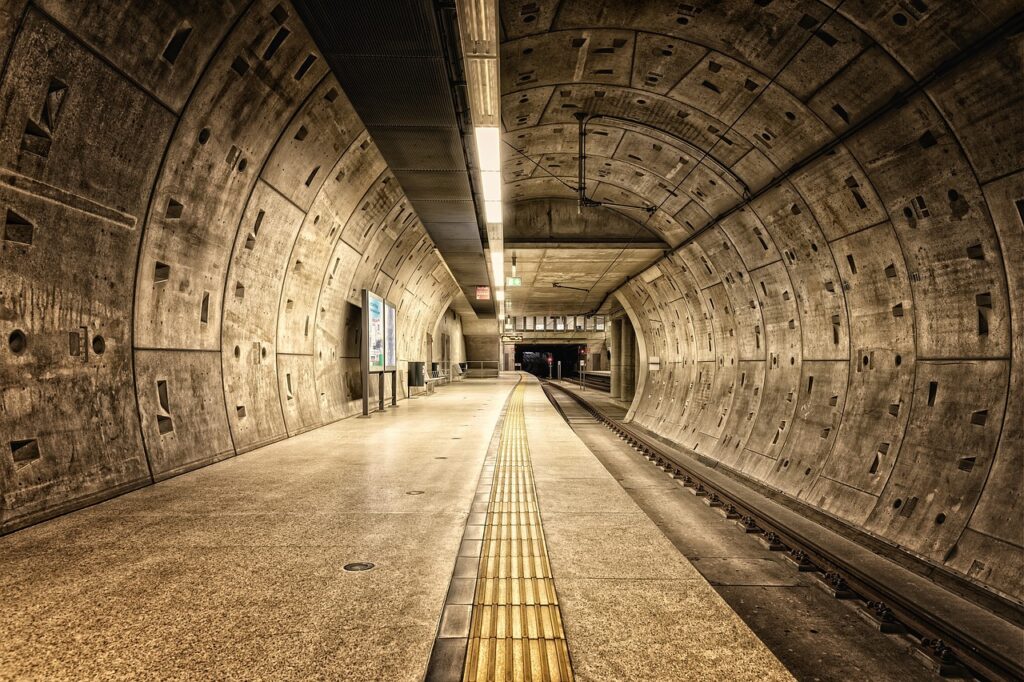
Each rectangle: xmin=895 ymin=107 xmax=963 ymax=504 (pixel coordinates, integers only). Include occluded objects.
xmin=364 ymin=289 xmax=385 ymax=373
xmin=361 ymin=289 xmax=399 ymax=416
xmin=385 ymin=301 xmax=397 ymax=371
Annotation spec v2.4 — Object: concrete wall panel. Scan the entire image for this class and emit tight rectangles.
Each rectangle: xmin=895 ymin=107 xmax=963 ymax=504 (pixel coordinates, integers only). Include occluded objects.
xmin=849 ymin=94 xmax=1011 ymax=359
xmin=929 ymin=33 xmax=1023 ymax=184
xmin=135 ymin=350 xmax=233 ymax=480
xmin=261 ymin=75 xmax=361 ymax=210
xmin=0 ymin=10 xmax=173 ymax=531
xmin=753 ymin=184 xmax=848 ymax=361
xmin=277 ymin=352 xmax=319 ymax=435
xmin=135 ymin=0 xmax=326 ymax=350
xmin=35 ymin=0 xmax=243 ymax=112
xmin=221 ymin=181 xmax=301 ymax=452
xmin=866 ymin=361 xmax=1009 ymax=562
xmin=789 ymin=146 xmax=888 ymax=243
xmin=765 ymin=360 xmax=848 ymax=498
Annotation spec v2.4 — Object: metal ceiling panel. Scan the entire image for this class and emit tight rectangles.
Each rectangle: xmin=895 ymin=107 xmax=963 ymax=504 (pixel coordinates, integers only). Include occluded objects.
xmin=433 ymin=238 xmax=488 ymax=253
xmin=371 ymin=127 xmax=467 ymax=171
xmin=392 ymin=170 xmax=473 ymax=200
xmin=420 ymin=222 xmax=482 ymax=240
xmin=413 ymin=200 xmax=479 ymax=223
xmin=326 ymin=57 xmax=456 ymax=127
xmin=295 ymin=0 xmax=495 ymax=316
xmin=299 ymin=0 xmax=442 ymax=57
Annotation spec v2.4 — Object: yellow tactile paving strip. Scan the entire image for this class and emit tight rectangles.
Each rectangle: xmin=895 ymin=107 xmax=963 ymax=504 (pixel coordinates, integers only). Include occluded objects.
xmin=463 ymin=383 xmax=574 ymax=682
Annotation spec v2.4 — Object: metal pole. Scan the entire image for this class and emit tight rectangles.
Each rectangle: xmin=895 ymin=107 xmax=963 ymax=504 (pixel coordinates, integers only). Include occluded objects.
xmin=378 ymin=372 xmax=385 ymax=412
xmin=361 ymin=289 xmax=370 ymax=416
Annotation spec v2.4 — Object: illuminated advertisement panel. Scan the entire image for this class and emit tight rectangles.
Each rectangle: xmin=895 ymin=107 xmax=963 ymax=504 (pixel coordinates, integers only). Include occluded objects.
xmin=364 ymin=289 xmax=385 ymax=373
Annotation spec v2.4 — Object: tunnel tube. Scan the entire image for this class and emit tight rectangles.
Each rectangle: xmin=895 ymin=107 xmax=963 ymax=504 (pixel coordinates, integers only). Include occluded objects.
xmin=0 ymin=0 xmax=461 ymax=533
xmin=497 ymin=2 xmax=1022 ymax=606
xmin=0 ymin=0 xmax=1019 ymax=617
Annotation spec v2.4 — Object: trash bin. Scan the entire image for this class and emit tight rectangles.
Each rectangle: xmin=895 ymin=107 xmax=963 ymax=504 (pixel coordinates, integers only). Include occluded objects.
xmin=408 ymin=361 xmax=425 ymax=387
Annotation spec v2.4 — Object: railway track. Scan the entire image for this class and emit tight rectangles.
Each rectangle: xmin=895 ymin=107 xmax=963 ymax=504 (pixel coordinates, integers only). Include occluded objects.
xmin=542 ymin=380 xmax=1024 ymax=682
xmin=563 ymin=373 xmax=610 ymax=392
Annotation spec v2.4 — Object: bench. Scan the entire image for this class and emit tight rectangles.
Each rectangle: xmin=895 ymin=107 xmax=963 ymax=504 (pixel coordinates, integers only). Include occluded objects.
xmin=424 ymin=368 xmax=449 ymax=394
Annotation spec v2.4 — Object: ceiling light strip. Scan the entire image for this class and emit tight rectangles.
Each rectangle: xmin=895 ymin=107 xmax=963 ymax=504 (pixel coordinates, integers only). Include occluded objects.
xmin=457 ymin=0 xmax=503 ymax=323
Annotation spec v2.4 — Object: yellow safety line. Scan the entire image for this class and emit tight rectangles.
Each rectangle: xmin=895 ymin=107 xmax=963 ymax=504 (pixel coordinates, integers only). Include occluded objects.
xmin=463 ymin=383 xmax=574 ymax=682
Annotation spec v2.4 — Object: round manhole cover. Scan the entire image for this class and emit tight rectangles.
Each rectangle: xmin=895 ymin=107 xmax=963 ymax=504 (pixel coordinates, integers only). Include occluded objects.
xmin=343 ymin=562 xmax=375 ymax=572
xmin=406 ymin=490 xmax=425 ymax=495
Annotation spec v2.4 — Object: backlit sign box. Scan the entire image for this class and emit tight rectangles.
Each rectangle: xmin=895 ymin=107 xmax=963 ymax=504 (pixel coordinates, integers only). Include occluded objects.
xmin=364 ymin=290 xmax=385 ymax=373
xmin=475 ymin=286 xmax=491 ymax=300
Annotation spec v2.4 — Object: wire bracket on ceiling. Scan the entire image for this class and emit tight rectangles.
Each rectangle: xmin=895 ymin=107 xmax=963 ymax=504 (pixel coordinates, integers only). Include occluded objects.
xmin=574 ymin=112 xmax=657 ymax=216
xmin=552 ymin=282 xmax=591 ymax=293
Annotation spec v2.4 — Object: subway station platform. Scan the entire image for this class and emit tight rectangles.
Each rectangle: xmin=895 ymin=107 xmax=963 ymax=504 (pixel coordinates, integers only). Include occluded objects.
xmin=0 ymin=375 xmax=790 ymax=681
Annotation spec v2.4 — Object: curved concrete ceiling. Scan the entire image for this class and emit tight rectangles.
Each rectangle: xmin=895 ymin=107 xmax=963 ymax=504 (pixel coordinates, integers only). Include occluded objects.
xmin=495 ymin=1 xmax=1022 ymax=602
xmin=0 ymin=0 xmax=1019 ymax=617
xmin=497 ymin=1 xmax=1022 ymax=310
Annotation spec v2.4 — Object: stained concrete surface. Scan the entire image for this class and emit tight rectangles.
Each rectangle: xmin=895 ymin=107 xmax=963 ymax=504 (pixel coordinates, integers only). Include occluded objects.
xmin=0 ymin=381 xmax=510 ymax=680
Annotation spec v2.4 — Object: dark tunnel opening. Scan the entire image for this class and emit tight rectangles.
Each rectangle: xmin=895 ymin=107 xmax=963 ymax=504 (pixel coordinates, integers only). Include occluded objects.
xmin=515 ymin=343 xmax=586 ymax=379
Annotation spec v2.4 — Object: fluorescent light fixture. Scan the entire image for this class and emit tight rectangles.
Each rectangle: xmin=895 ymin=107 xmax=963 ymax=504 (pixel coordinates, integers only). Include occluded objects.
xmin=484 ymin=200 xmax=503 ymax=223
xmin=457 ymin=0 xmax=502 ymax=316
xmin=490 ymin=250 xmax=503 ymax=282
xmin=477 ymin=129 xmax=503 ymax=226
xmin=481 ymin=169 xmax=502 ymax=197
xmin=475 ymin=127 xmax=501 ymax=172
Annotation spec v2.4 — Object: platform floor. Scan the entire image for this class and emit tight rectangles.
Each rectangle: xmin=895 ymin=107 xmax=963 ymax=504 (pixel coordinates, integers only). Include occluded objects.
xmin=0 ymin=375 xmax=790 ymax=681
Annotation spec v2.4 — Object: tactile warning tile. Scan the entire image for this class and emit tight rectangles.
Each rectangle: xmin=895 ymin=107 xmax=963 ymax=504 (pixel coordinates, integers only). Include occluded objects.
xmin=463 ymin=383 xmax=574 ymax=682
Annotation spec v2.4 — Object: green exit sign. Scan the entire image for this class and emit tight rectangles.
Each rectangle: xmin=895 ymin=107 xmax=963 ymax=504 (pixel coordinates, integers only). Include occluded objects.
xmin=506 ymin=277 xmax=522 ymax=286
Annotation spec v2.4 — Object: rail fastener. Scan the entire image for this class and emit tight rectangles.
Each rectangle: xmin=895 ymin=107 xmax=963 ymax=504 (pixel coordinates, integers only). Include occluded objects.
xmin=859 ymin=601 xmax=907 ymax=635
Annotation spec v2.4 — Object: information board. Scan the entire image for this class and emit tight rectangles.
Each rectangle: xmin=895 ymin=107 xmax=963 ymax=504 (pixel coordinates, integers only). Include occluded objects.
xmin=385 ymin=302 xmax=397 ymax=371
xmin=364 ymin=289 xmax=385 ymax=373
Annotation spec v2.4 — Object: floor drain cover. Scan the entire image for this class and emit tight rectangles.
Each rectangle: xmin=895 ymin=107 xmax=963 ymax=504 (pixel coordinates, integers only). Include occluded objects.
xmin=343 ymin=562 xmax=375 ymax=572
xmin=406 ymin=490 xmax=425 ymax=495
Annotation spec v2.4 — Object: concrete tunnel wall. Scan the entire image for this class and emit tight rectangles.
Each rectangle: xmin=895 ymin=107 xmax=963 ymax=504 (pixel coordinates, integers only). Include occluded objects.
xmin=597 ymin=30 xmax=1024 ymax=606
xmin=0 ymin=0 xmax=1019 ymax=617
xmin=489 ymin=0 xmax=1022 ymax=607
xmin=0 ymin=0 xmax=462 ymax=534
